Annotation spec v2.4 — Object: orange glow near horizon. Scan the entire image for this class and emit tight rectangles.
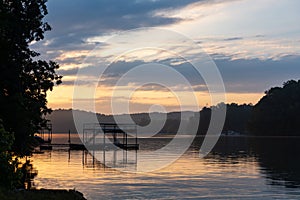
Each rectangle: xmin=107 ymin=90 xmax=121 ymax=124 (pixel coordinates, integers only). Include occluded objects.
xmin=47 ymin=84 xmax=263 ymax=114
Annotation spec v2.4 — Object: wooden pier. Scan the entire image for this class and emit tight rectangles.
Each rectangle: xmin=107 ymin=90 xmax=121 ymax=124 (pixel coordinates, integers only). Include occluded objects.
xmin=37 ymin=123 xmax=139 ymax=151
xmin=83 ymin=123 xmax=139 ymax=150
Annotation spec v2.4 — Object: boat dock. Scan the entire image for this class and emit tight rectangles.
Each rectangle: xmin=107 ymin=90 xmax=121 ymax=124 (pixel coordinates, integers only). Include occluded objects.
xmin=82 ymin=123 xmax=139 ymax=150
xmin=38 ymin=123 xmax=139 ymax=151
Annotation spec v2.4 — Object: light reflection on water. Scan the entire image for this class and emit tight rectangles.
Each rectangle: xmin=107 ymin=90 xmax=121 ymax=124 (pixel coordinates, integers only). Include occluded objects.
xmin=31 ymin=134 xmax=300 ymax=199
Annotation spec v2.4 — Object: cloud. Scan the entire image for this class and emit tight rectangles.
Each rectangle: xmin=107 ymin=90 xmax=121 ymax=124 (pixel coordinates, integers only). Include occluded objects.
xmin=43 ymin=0 xmax=207 ymax=44
xmin=199 ymin=35 xmax=300 ymax=61
xmin=223 ymin=37 xmax=243 ymax=41
xmin=56 ymin=50 xmax=300 ymax=95
xmin=216 ymin=55 xmax=300 ymax=93
xmin=32 ymin=0 xmax=239 ymax=55
xmin=58 ymin=67 xmax=79 ymax=76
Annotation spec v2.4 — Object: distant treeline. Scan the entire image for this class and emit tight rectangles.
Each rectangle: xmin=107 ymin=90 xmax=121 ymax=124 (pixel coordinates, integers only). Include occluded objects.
xmin=48 ymin=80 xmax=300 ymax=136
xmin=47 ymin=103 xmax=253 ymax=135
xmin=189 ymin=103 xmax=253 ymax=135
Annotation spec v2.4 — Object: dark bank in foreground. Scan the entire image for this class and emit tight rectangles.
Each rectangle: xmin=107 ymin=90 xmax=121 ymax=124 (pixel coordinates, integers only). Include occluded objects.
xmin=0 ymin=188 xmax=86 ymax=200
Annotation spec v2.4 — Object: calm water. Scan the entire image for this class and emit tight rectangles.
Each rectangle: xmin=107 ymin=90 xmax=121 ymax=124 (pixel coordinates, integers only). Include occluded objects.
xmin=30 ymin=134 xmax=300 ymax=199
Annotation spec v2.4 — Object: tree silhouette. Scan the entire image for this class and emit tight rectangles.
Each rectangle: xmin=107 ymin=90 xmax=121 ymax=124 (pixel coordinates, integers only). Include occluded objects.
xmin=0 ymin=0 xmax=62 ymax=155
xmin=188 ymin=103 xmax=253 ymax=135
xmin=249 ymin=80 xmax=300 ymax=136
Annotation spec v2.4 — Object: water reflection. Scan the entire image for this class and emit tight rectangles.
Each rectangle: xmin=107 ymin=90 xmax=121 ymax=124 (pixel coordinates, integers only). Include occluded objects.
xmin=30 ymin=135 xmax=300 ymax=199
xmin=251 ymin=137 xmax=300 ymax=188
xmin=200 ymin=136 xmax=300 ymax=189
xmin=81 ymin=149 xmax=137 ymax=171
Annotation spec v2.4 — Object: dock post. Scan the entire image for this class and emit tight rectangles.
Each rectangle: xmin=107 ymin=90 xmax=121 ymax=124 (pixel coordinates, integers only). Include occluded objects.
xmin=103 ymin=126 xmax=106 ymax=164
xmin=135 ymin=126 xmax=137 ymax=148
xmin=68 ymin=129 xmax=71 ymax=144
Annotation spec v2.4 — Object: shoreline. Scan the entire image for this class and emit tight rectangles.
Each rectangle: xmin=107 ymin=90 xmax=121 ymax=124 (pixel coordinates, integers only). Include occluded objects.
xmin=0 ymin=188 xmax=86 ymax=200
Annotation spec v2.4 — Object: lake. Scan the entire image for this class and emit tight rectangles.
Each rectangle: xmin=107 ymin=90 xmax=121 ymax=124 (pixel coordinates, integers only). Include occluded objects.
xmin=30 ymin=134 xmax=300 ymax=199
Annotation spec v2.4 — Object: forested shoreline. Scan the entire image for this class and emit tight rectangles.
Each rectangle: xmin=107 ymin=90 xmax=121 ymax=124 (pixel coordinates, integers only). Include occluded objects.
xmin=48 ymin=80 xmax=300 ymax=137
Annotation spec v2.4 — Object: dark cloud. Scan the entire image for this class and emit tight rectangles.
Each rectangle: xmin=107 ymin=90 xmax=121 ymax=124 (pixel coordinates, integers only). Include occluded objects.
xmin=36 ymin=0 xmax=240 ymax=53
xmin=61 ymin=80 xmax=96 ymax=86
xmin=134 ymin=83 xmax=171 ymax=92
xmin=255 ymin=35 xmax=265 ymax=38
xmin=68 ymin=55 xmax=300 ymax=94
xmin=101 ymin=59 xmax=205 ymax=88
xmin=31 ymin=0 xmax=240 ymax=62
xmin=215 ymin=55 xmax=300 ymax=93
xmin=58 ymin=67 xmax=79 ymax=76
xmin=44 ymin=0 xmax=203 ymax=42
xmin=223 ymin=37 xmax=243 ymax=41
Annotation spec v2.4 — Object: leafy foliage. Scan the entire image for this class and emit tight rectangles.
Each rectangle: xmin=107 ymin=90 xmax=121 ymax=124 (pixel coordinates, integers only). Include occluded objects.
xmin=249 ymin=80 xmax=300 ymax=136
xmin=0 ymin=0 xmax=62 ymax=155
xmin=0 ymin=120 xmax=22 ymax=189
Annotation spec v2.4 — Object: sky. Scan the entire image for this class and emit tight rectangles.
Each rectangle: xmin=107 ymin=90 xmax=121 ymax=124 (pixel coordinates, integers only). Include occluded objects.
xmin=31 ymin=0 xmax=300 ymax=114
